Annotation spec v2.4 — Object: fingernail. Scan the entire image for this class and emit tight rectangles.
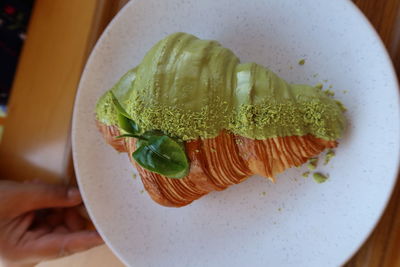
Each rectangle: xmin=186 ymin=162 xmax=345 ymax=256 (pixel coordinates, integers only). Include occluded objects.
xmin=68 ymin=187 xmax=81 ymax=200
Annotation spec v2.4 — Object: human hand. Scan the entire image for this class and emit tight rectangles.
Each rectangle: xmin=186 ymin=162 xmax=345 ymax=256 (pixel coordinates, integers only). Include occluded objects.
xmin=0 ymin=180 xmax=103 ymax=267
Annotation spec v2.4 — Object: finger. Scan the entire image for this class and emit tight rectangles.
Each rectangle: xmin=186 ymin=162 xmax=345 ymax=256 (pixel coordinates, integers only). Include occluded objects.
xmin=7 ymin=182 xmax=82 ymax=217
xmin=15 ymin=212 xmax=35 ymax=235
xmin=30 ymin=231 xmax=104 ymax=259
xmin=28 ymin=225 xmax=52 ymax=240
xmin=64 ymin=208 xmax=85 ymax=231
xmin=7 ymin=212 xmax=35 ymax=244
xmin=52 ymin=225 xmax=69 ymax=234
xmin=19 ymin=225 xmax=52 ymax=245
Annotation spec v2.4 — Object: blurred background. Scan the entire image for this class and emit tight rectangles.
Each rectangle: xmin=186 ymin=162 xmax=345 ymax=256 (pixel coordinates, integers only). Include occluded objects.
xmin=0 ymin=0 xmax=398 ymax=266
xmin=0 ymin=0 xmax=34 ymax=140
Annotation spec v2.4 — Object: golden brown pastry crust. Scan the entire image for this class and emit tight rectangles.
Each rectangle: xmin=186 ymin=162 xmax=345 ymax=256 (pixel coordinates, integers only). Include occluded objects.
xmin=96 ymin=121 xmax=336 ymax=207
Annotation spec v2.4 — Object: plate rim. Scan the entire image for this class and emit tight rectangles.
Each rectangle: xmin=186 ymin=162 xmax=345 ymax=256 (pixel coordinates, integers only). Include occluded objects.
xmin=71 ymin=1 xmax=139 ymax=266
xmin=71 ymin=0 xmax=400 ymax=266
xmin=339 ymin=0 xmax=400 ymax=263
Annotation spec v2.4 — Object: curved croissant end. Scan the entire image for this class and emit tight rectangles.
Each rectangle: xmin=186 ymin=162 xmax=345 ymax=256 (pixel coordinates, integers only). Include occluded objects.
xmin=96 ymin=120 xmax=127 ymax=152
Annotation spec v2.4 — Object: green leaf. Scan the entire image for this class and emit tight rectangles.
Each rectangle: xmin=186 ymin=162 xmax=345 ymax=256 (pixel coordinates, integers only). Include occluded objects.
xmin=116 ymin=134 xmax=146 ymax=140
xmin=135 ymin=130 xmax=164 ymax=146
xmin=110 ymin=91 xmax=141 ymax=135
xmin=109 ymin=90 xmax=189 ymax=179
xmin=132 ymin=135 xmax=189 ymax=179
xmin=110 ymin=91 xmax=131 ymax=118
xmin=117 ymin=113 xmax=140 ymax=135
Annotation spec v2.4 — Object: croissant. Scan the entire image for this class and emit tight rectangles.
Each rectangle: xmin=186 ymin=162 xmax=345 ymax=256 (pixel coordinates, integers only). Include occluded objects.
xmin=97 ymin=122 xmax=336 ymax=207
xmin=95 ymin=33 xmax=345 ymax=207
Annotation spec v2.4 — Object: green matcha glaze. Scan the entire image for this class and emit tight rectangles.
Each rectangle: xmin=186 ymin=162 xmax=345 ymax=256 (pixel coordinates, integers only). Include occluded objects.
xmin=96 ymin=32 xmax=345 ymax=141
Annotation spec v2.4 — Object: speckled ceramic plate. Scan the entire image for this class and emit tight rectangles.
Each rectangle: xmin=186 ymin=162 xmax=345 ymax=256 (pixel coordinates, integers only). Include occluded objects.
xmin=72 ymin=0 xmax=400 ymax=266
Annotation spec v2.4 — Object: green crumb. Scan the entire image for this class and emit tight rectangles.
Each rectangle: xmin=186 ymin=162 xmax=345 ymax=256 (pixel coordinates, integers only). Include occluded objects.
xmin=313 ymin=172 xmax=328 ymax=183
xmin=298 ymin=59 xmax=306 ymax=66
xmin=140 ymin=189 xmax=145 ymax=194
xmin=324 ymin=149 xmax=335 ymax=165
xmin=210 ymin=148 xmax=217 ymax=152
xmin=307 ymin=163 xmax=317 ymax=170
xmin=95 ymin=91 xmax=118 ymax=125
xmin=335 ymin=101 xmax=347 ymax=112
xmin=313 ymin=73 xmax=319 ymax=78
xmin=132 ymin=173 xmax=137 ymax=179
xmin=342 ymin=90 xmax=348 ymax=94
xmin=289 ymin=65 xmax=293 ymax=70
xmin=229 ymin=100 xmax=344 ymax=140
xmin=329 ymin=85 xmax=333 ymax=89
xmin=302 ymin=171 xmax=310 ymax=178
xmin=323 ymin=79 xmax=328 ymax=83
xmin=261 ymin=191 xmax=267 ymax=196
xmin=324 ymin=90 xmax=335 ymax=97
xmin=307 ymin=158 xmax=318 ymax=170
xmin=315 ymin=83 xmax=323 ymax=90
xmin=278 ymin=208 xmax=282 ymax=212
xmin=235 ymin=138 xmax=244 ymax=145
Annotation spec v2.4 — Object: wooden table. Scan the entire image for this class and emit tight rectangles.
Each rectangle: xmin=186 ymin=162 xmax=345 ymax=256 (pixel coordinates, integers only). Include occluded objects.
xmin=0 ymin=0 xmax=399 ymax=266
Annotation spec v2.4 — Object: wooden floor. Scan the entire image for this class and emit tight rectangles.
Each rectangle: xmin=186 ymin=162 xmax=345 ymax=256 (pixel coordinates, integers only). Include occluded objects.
xmin=0 ymin=0 xmax=399 ymax=266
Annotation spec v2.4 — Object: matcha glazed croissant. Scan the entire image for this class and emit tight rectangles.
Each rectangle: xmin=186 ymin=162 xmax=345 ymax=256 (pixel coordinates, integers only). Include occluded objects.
xmin=95 ymin=32 xmax=346 ymax=207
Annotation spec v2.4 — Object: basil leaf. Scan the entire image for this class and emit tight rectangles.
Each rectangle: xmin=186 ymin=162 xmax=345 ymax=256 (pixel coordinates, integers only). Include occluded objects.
xmin=117 ymin=113 xmax=140 ymax=135
xmin=132 ymin=135 xmax=189 ymax=179
xmin=135 ymin=130 xmax=164 ymax=147
xmin=110 ymin=91 xmax=131 ymax=118
xmin=116 ymin=134 xmax=145 ymax=139
xmin=111 ymin=91 xmax=141 ymax=135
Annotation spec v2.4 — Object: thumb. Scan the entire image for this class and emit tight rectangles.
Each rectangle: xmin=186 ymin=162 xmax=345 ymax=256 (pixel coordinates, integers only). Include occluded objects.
xmin=5 ymin=181 xmax=82 ymax=217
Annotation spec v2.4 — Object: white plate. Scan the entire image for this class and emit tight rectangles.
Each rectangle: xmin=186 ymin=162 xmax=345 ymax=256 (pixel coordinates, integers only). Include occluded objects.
xmin=72 ymin=0 xmax=400 ymax=266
